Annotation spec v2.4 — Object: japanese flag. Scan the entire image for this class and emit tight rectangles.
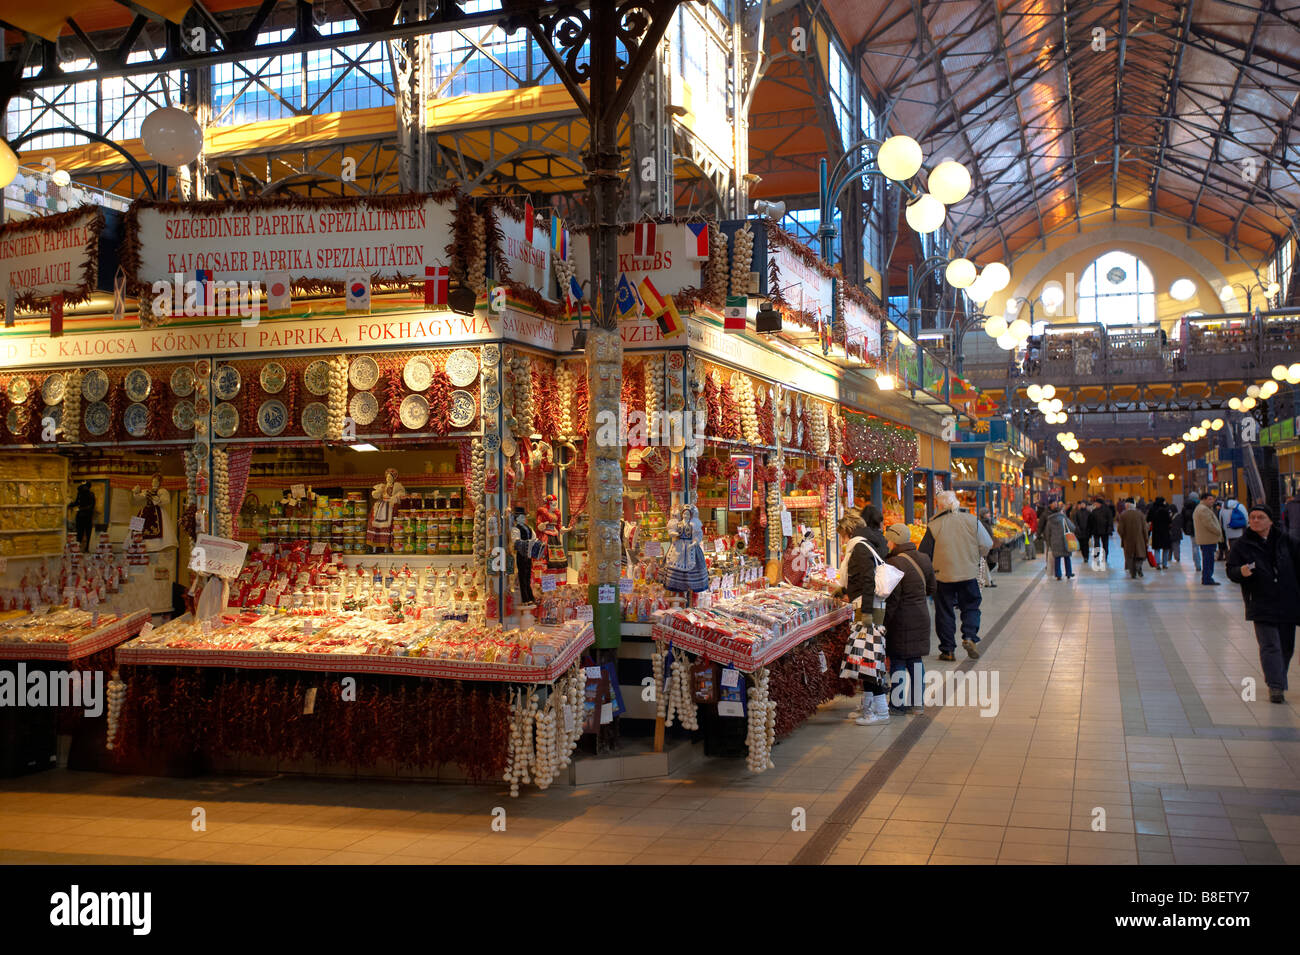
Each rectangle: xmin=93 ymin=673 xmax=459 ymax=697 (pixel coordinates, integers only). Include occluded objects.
xmin=345 ymin=273 xmax=371 ymax=314
xmin=264 ymin=272 xmax=292 ymax=315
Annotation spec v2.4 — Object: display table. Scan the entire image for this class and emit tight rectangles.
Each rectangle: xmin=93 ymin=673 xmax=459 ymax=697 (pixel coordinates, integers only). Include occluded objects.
xmin=651 ymin=604 xmax=852 ymax=671
xmin=0 ymin=609 xmax=151 ymax=662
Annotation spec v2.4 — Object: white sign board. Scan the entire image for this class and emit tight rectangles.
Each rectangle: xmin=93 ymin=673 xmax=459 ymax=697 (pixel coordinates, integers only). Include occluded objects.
xmin=0 ymin=207 xmax=101 ymax=303
xmin=570 ymin=224 xmax=705 ymax=303
xmin=189 ymin=533 xmax=250 ymax=580
xmin=495 ymin=209 xmax=551 ymax=296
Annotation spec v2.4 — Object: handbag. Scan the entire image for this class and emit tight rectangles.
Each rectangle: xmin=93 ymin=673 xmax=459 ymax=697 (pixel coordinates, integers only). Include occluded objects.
xmin=1147 ymin=548 xmax=1157 ymax=567
xmin=977 ymin=557 xmax=991 ymax=588
xmin=1065 ymin=531 xmax=1080 ymax=554
xmin=839 ymin=621 xmax=886 ymax=681
xmin=862 ymin=541 xmax=906 ymax=598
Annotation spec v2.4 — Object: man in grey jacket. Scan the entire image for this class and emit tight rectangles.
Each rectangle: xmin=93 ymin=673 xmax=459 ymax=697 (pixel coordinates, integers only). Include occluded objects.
xmin=920 ymin=490 xmax=993 ymax=661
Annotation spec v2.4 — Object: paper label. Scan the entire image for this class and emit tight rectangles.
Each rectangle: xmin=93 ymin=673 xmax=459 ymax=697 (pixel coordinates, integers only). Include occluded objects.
xmin=576 ymin=605 xmax=594 ymax=622
xmin=259 ymin=543 xmax=275 ymax=554
xmin=139 ymin=621 xmax=153 ymax=640
xmin=600 ymin=702 xmax=614 ymax=724
xmin=643 ymin=540 xmax=662 ymax=557
xmin=585 ymin=666 xmax=603 ymax=680
xmin=563 ymin=705 xmax=575 ymax=733
xmin=189 ymin=534 xmax=250 ymax=580
xmin=847 ymin=474 xmax=854 ymax=507
xmin=714 ymin=538 xmax=726 ymax=553
xmin=129 ymin=517 xmax=145 ymax=532
xmin=780 ymin=509 xmax=793 ymax=537
xmin=303 ymin=687 xmax=318 ymax=715
xmin=619 ymin=578 xmax=634 ymax=594
xmin=721 ymin=667 xmax=740 ymax=688
xmin=597 ymin=584 xmax=615 ymax=604
xmin=717 ymin=701 xmax=744 ymax=717
xmin=310 ymin=542 xmax=327 ymax=555
xmin=291 ymin=484 xmax=306 ymax=499
xmin=542 ymin=574 xmax=558 ymax=593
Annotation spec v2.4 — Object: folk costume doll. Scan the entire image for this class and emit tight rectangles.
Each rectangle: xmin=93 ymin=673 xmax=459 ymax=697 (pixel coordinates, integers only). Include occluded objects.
xmin=536 ymin=493 xmax=571 ymax=570
xmin=665 ymin=504 xmax=708 ymax=593
xmin=510 ymin=508 xmax=540 ymax=605
xmin=366 ymin=468 xmax=406 ymax=552
xmin=130 ymin=472 xmax=176 ymax=551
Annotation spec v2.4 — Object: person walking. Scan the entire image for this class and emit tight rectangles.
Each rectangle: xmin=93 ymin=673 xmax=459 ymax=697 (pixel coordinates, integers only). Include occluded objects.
xmin=1194 ymin=492 xmax=1225 ymax=585
xmin=1042 ymin=500 xmax=1078 ymax=580
xmin=919 ymin=489 xmax=993 ymax=661
xmin=833 ymin=514 xmax=888 ymax=724
xmin=1088 ymin=496 xmax=1113 ymax=564
xmin=1167 ymin=497 xmax=1184 ymax=564
xmin=1148 ymin=496 xmax=1173 ymax=569
xmin=1074 ymin=501 xmax=1092 ymax=566
xmin=977 ymin=508 xmax=999 ymax=588
xmin=882 ymin=523 xmax=936 ymax=713
xmin=1221 ymin=497 xmax=1248 ymax=557
xmin=1226 ymin=504 xmax=1300 ymax=704
xmin=1182 ymin=493 xmax=1201 ymax=572
xmin=1118 ymin=498 xmax=1149 ymax=579
xmin=1281 ymin=491 xmax=1300 ymax=545
xmin=1021 ymin=501 xmax=1039 ymax=560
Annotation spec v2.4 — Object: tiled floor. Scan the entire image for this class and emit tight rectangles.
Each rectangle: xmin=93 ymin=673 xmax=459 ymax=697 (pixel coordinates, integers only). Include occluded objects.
xmin=4 ymin=537 xmax=1300 ymax=864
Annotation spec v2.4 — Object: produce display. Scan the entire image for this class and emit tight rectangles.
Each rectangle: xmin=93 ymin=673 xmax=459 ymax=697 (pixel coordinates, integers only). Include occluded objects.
xmin=0 ymin=608 xmax=124 ymax=645
xmin=0 ymin=606 xmax=151 ymax=661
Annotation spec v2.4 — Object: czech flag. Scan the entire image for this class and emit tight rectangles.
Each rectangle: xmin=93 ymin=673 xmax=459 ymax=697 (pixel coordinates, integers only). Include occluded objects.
xmin=265 ymin=271 xmax=292 ymax=315
xmin=634 ymin=220 xmax=656 ymax=257
xmin=637 ymin=275 xmax=667 ymax=316
xmin=724 ymin=295 xmax=747 ymax=332
xmin=656 ymin=295 xmax=685 ymax=338
xmin=615 ymin=273 xmax=638 ymax=317
xmin=345 ymin=273 xmax=371 ymax=314
xmin=686 ymin=222 xmax=710 ymax=261
xmin=425 ymin=264 xmax=449 ymax=306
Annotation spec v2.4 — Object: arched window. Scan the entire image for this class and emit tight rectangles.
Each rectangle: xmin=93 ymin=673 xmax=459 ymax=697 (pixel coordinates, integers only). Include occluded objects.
xmin=1078 ymin=250 xmax=1156 ymax=325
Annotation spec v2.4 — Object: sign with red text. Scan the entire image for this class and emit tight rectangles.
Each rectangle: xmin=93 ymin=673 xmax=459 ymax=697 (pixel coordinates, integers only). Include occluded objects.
xmin=128 ymin=195 xmax=457 ymax=287
xmin=495 ymin=208 xmax=552 ymax=297
xmin=569 ymin=224 xmax=705 ymax=304
xmin=0 ymin=207 xmax=103 ymax=309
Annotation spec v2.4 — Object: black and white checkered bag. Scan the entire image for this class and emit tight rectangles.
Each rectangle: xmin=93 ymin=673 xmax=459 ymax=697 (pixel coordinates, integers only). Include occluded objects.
xmin=840 ymin=622 xmax=887 ymax=681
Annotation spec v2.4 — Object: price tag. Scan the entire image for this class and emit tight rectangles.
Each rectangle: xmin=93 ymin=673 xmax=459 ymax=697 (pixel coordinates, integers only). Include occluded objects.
xmin=584 ymin=665 xmax=603 ymax=680
xmin=780 ymin=509 xmax=793 ymax=537
xmin=563 ymin=704 xmax=575 ymax=733
xmin=259 ymin=544 xmax=275 ymax=554
xmin=291 ymin=484 xmax=306 ymax=499
xmin=139 ymin=621 xmax=153 ymax=640
xmin=714 ymin=538 xmax=726 ymax=553
xmin=597 ymin=584 xmax=615 ymax=604
xmin=541 ymin=574 xmax=558 ymax=593
xmin=721 ymin=667 xmax=740 ymax=688
xmin=303 ymin=620 xmax=314 ymax=637
xmin=188 ymin=534 xmax=249 ymax=580
xmin=303 ymin=688 xmax=318 ymax=715
xmin=619 ymin=578 xmax=634 ymax=594
xmin=600 ymin=702 xmax=614 ymax=724
xmin=717 ymin=701 xmax=744 ymax=718
xmin=128 ymin=517 xmax=145 ymax=532
xmin=627 ymin=471 xmax=642 ymax=482
xmin=310 ymin=542 xmax=327 ymax=555
xmin=643 ymin=540 xmax=662 ymax=557
xmin=575 ymin=605 xmax=594 ymax=622
xmin=846 ymin=473 xmax=854 ymax=506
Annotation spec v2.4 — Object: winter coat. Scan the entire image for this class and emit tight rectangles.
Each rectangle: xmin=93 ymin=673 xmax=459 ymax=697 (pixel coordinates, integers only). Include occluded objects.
xmin=1225 ymin=527 xmax=1300 ymax=624
xmin=1148 ymin=505 xmax=1173 ymax=549
xmin=920 ymin=508 xmax=993 ymax=583
xmin=1282 ymin=498 xmax=1300 ymax=542
xmin=1168 ymin=505 xmax=1184 ymax=543
xmin=1042 ymin=511 xmax=1077 ymax=555
xmin=1117 ymin=506 xmax=1149 ymax=560
xmin=1087 ymin=504 xmax=1113 ymax=539
xmin=840 ymin=525 xmax=889 ymax=609
xmin=1194 ymin=502 xmax=1224 ymax=545
xmin=1180 ymin=500 xmax=1198 ymax=535
xmin=1220 ymin=500 xmax=1248 ymax=543
xmin=882 ymin=542 xmax=936 ymax=659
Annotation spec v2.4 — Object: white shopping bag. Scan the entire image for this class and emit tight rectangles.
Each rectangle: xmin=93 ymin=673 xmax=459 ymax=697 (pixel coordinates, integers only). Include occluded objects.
xmin=1089 ymin=543 xmax=1105 ymax=572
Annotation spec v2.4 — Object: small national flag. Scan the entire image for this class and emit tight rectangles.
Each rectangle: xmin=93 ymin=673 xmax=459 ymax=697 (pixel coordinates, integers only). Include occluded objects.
xmin=724 ymin=294 xmax=747 ymax=332
xmin=568 ymin=275 xmax=584 ymax=303
xmin=656 ymin=296 xmax=684 ymax=338
xmin=524 ymin=200 xmax=535 ymax=244
xmin=265 ymin=271 xmax=292 ymax=315
xmin=194 ymin=269 xmax=213 ymax=312
xmin=550 ymin=216 xmax=567 ymax=261
xmin=345 ymin=273 xmax=371 ymax=314
xmin=686 ymin=222 xmax=710 ymax=261
xmin=615 ymin=273 xmax=638 ymax=317
xmin=634 ymin=220 xmax=656 ymax=257
xmin=3 ymin=283 xmax=14 ymax=328
xmin=50 ymin=293 xmax=64 ymax=338
xmin=565 ymin=275 xmax=584 ymax=318
xmin=637 ymin=275 xmax=667 ymax=316
xmin=425 ymin=264 xmax=449 ymax=306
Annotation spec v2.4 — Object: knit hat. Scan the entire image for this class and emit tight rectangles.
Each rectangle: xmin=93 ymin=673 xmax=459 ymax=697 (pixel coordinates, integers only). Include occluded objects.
xmin=1248 ymin=503 xmax=1274 ymax=520
xmin=884 ymin=523 xmax=911 ymax=547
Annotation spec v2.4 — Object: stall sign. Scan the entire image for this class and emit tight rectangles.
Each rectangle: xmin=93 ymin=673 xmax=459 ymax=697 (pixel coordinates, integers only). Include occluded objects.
xmin=728 ymin=454 xmax=754 ymax=510
xmin=842 ymin=294 xmax=881 ymax=360
xmin=0 ymin=207 xmax=104 ymax=310
xmin=189 ymin=534 xmax=249 ymax=579
xmin=495 ymin=207 xmax=552 ymax=297
xmin=569 ymin=224 xmax=705 ymax=303
xmin=768 ymin=243 xmax=834 ymax=318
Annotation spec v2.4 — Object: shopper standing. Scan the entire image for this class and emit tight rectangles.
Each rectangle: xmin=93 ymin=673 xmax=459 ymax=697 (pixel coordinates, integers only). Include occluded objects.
xmin=1148 ymin=496 xmax=1173 ymax=569
xmin=858 ymin=504 xmax=890 ymax=623
xmin=1221 ymin=497 xmax=1248 ymax=556
xmin=833 ymin=514 xmax=887 ymax=724
xmin=1281 ymin=491 xmax=1300 ymax=545
xmin=1182 ymin=493 xmax=1201 ymax=572
xmin=1021 ymin=501 xmax=1039 ymax=559
xmin=882 ymin=523 xmax=936 ymax=713
xmin=1074 ymin=501 xmax=1092 ymax=564
xmin=1226 ymin=505 xmax=1300 ymax=703
xmin=1167 ymin=497 xmax=1184 ymax=563
xmin=919 ymin=490 xmax=993 ymax=661
xmin=1042 ymin=501 xmax=1078 ymax=580
xmin=1194 ymin=492 xmax=1224 ymax=585
xmin=1118 ymin=498 xmax=1149 ymax=579
xmin=977 ymin=508 xmax=999 ymax=588
xmin=1088 ymin=496 xmax=1113 ymax=563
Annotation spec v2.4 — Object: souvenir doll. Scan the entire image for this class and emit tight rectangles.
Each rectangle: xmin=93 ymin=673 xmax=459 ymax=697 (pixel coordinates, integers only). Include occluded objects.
xmin=366 ymin=468 xmax=406 ymax=553
xmin=665 ymin=504 xmax=708 ymax=593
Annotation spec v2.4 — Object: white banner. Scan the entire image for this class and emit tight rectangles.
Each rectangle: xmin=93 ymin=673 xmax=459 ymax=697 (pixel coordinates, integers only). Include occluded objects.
xmin=0 ymin=207 xmax=101 ymax=302
xmin=496 ymin=209 xmax=552 ymax=298
xmin=131 ymin=195 xmax=457 ymax=286
xmin=570 ymin=224 xmax=705 ymax=302
xmin=843 ymin=294 xmax=882 ymax=358
xmin=769 ymin=244 xmax=834 ymax=320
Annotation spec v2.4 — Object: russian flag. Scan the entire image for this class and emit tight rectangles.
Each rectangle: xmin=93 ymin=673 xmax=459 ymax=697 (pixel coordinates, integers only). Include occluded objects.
xmin=637 ymin=275 xmax=667 ymax=316
xmin=685 ymin=221 xmax=709 ymax=261
xmin=634 ymin=221 xmax=656 ymax=257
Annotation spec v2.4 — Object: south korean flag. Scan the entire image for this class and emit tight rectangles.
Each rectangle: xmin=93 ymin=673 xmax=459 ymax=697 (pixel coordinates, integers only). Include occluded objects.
xmin=345 ymin=273 xmax=371 ymax=314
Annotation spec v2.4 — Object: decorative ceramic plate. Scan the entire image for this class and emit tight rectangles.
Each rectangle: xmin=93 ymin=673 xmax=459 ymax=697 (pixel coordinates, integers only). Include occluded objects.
xmin=449 ymin=389 xmax=476 ymax=428
xmin=81 ymin=368 xmax=109 ymax=403
xmin=349 ymin=355 xmax=380 ymax=391
xmin=349 ymin=391 xmax=378 ymax=426
xmin=402 ymin=355 xmax=434 ymax=392
xmin=195 ymin=397 xmax=211 ymax=418
xmin=399 ymin=394 xmax=429 ymax=430
xmin=193 ymin=440 xmax=209 ymax=460
xmin=301 ymin=402 xmax=329 ymax=438
xmin=667 ymin=353 xmax=684 ymax=371
xmin=84 ymin=401 xmax=110 ymax=436
xmin=259 ymin=362 xmax=286 ymax=395
xmin=304 ymin=360 xmax=331 ymax=396
xmin=124 ymin=402 xmax=149 ymax=437
xmin=258 ymin=399 xmax=288 ymax=436
xmin=122 ymin=368 xmax=149 ymax=403
xmin=172 ymin=400 xmax=195 ymax=432
xmin=501 ymin=431 xmax=517 ymax=458
xmin=213 ymin=365 xmax=241 ymax=401
xmin=195 ymin=358 xmax=211 ymax=378
xmin=668 ymin=393 xmax=684 ymax=412
xmin=781 ymin=416 xmax=793 ymax=443
xmin=481 ymin=343 xmax=501 ymax=367
xmin=6 ymin=406 xmax=28 ymax=435
xmin=446 ymin=349 xmax=479 ymax=387
xmin=6 ymin=378 xmax=29 ymax=404
xmin=41 ymin=373 xmax=66 ymax=405
xmin=482 ymin=388 xmax=500 ymax=412
xmin=482 ymin=430 xmax=500 ymax=453
xmin=42 ymin=404 xmax=62 ymax=435
xmin=170 ymin=365 xmax=196 ymax=397
xmin=214 ymin=402 xmax=238 ymax=438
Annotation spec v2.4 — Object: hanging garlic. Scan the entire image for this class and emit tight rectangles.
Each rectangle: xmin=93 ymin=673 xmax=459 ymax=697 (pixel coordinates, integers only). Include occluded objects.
xmin=652 ymin=639 xmax=668 ymax=721
xmin=644 ymin=355 xmax=663 ymax=438
xmin=62 ymin=370 xmax=82 ymax=443
xmin=707 ymin=221 xmax=729 ymax=305
xmin=730 ymin=224 xmax=754 ymax=299
xmin=104 ymin=675 xmax=127 ymax=750
xmin=734 ymin=372 xmax=760 ymax=445
xmin=212 ymin=447 xmax=233 ymax=538
xmin=556 ymin=363 xmax=575 ymax=438
xmin=327 ymin=354 xmax=348 ymax=440
xmin=811 ymin=403 xmax=829 ymax=455
xmin=745 ymin=667 xmax=776 ymax=772
xmin=470 ymin=214 xmax=488 ymax=295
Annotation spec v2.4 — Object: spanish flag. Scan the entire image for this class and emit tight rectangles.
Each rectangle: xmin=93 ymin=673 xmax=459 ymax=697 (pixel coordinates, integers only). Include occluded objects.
xmin=637 ymin=275 xmax=667 ymax=316
xmin=656 ymin=295 xmax=685 ymax=338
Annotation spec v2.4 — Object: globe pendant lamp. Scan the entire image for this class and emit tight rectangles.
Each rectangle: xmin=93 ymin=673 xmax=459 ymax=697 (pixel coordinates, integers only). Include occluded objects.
xmin=1008 ymin=318 xmax=1030 ymax=341
xmin=983 ymin=315 xmax=1008 ymax=339
xmin=0 ymin=139 xmax=19 ymax=189
xmin=997 ymin=332 xmax=1017 ymax=350
xmin=905 ymin=193 xmax=946 ymax=234
xmin=928 ymin=159 xmax=972 ymax=205
xmin=981 ymin=262 xmax=1011 ymax=293
xmin=140 ymin=107 xmax=204 ymax=167
xmin=876 ymin=135 xmax=923 ymax=181
xmin=966 ymin=277 xmax=993 ymax=305
xmin=945 ymin=257 xmax=977 ymax=289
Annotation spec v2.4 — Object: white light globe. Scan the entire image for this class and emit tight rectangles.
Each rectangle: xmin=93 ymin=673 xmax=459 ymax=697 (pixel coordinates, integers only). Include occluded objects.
xmin=51 ymin=168 xmax=71 ymax=187
xmin=905 ymin=193 xmax=946 ymax=234
xmin=876 ymin=135 xmax=923 ymax=181
xmin=1261 ymin=380 xmax=1278 ymax=398
xmin=1055 ymin=432 xmax=1066 ymax=442
xmin=966 ymin=278 xmax=993 ymax=305
xmin=1242 ymin=396 xmax=1257 ymax=410
xmin=1026 ymin=384 xmax=1043 ymax=403
xmin=140 ymin=106 xmax=204 ymax=166
xmin=1273 ymin=364 xmax=1289 ymax=380
xmin=1289 ymin=363 xmax=1300 ymax=380
xmin=1038 ymin=400 xmax=1053 ymax=414
xmin=1042 ymin=384 xmax=1056 ymax=399
xmin=1219 ymin=286 xmax=1235 ymax=303
xmin=1247 ymin=384 xmax=1260 ymax=398
xmin=1227 ymin=397 xmax=1240 ymax=411
xmin=0 ymin=139 xmax=16 ymax=189
xmin=1049 ymin=398 xmax=1064 ymax=413
xmin=997 ymin=332 xmax=1018 ymax=350
xmin=984 ymin=315 xmax=1008 ymax=338
xmin=876 ymin=373 xmax=896 ymax=391
xmin=1169 ymin=278 xmax=1196 ymax=301
xmin=1200 ymin=419 xmax=1212 ymax=429
xmin=1040 ymin=282 xmax=1065 ymax=310
xmin=945 ymin=257 xmax=977 ymax=289
xmin=928 ymin=159 xmax=972 ymax=204
xmin=981 ymin=262 xmax=1012 ymax=292
xmin=1211 ymin=419 xmax=1224 ymax=430
xmin=1008 ymin=318 xmax=1031 ymax=341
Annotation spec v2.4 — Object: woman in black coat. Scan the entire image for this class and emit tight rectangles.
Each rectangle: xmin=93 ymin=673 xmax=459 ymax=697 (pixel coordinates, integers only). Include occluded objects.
xmin=1225 ymin=504 xmax=1300 ymax=703
xmin=858 ymin=505 xmax=890 ymax=623
xmin=882 ymin=523 xmax=936 ymax=712
xmin=835 ymin=514 xmax=885 ymax=720
xmin=1148 ymin=496 xmax=1174 ymax=569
